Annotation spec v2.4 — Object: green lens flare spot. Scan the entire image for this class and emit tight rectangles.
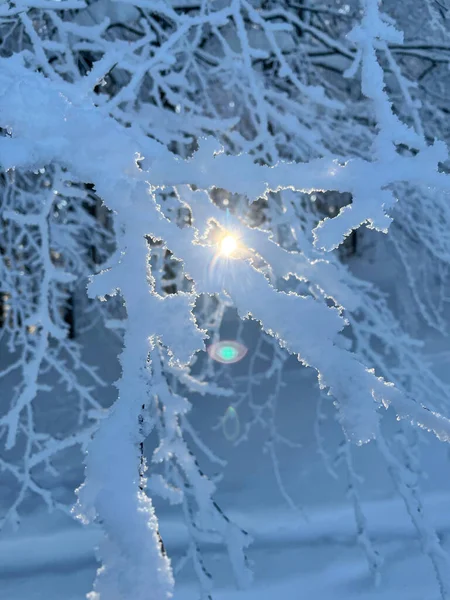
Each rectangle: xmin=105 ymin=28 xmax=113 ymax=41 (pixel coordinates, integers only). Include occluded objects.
xmin=207 ymin=340 xmax=247 ymax=364
xmin=219 ymin=345 xmax=238 ymax=362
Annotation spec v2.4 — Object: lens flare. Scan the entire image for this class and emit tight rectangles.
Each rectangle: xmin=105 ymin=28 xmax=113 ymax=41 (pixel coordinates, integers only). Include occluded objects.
xmin=220 ymin=234 xmax=238 ymax=256
xmin=207 ymin=340 xmax=247 ymax=364
xmin=222 ymin=406 xmax=240 ymax=441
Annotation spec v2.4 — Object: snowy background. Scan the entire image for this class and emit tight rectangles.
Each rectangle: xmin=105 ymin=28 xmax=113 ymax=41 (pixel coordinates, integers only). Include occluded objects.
xmin=2 ymin=0 xmax=450 ymax=599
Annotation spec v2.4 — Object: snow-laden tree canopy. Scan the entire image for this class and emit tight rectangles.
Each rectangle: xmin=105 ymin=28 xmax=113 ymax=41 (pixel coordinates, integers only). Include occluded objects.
xmin=2 ymin=0 xmax=450 ymax=598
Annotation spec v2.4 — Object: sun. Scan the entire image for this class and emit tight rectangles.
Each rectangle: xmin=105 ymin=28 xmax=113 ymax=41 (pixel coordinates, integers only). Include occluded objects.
xmin=220 ymin=234 xmax=238 ymax=256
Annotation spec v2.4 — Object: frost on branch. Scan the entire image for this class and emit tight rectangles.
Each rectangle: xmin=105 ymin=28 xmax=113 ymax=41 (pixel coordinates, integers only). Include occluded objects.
xmin=2 ymin=0 xmax=450 ymax=598
xmin=2 ymin=39 xmax=450 ymax=594
xmin=0 ymin=163 xmax=112 ymax=528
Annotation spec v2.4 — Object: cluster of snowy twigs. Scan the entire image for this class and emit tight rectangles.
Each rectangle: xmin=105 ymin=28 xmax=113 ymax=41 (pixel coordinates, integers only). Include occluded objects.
xmin=2 ymin=0 xmax=450 ymax=598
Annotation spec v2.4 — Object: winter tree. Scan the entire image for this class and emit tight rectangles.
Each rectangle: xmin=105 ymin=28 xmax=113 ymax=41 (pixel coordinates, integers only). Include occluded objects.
xmin=2 ymin=0 xmax=450 ymax=598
